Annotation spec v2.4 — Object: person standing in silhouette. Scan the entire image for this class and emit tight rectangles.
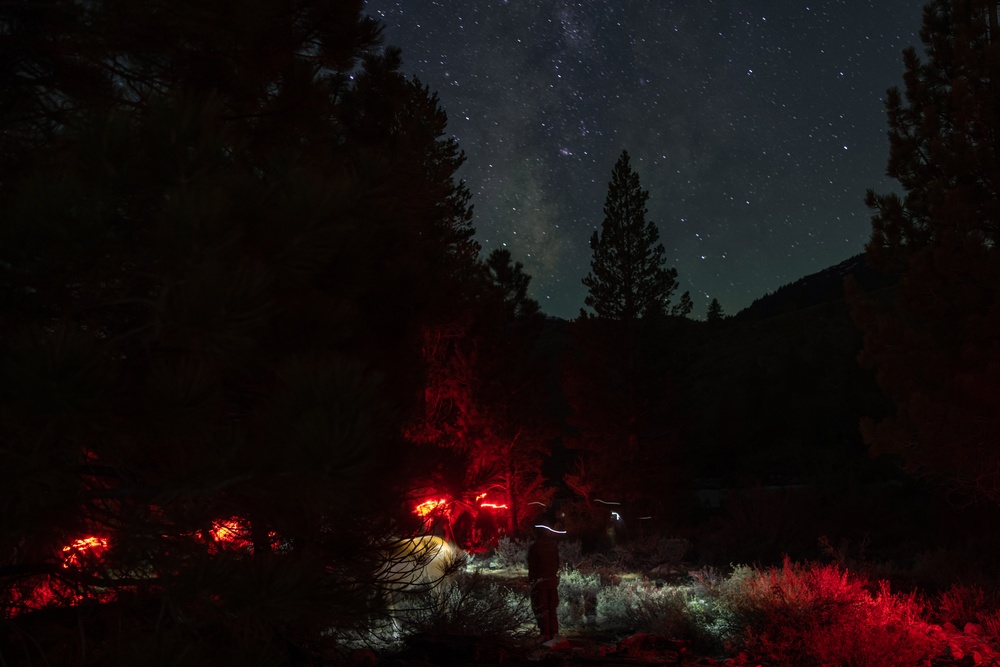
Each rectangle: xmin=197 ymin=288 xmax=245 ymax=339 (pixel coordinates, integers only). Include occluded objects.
xmin=527 ymin=524 xmax=560 ymax=642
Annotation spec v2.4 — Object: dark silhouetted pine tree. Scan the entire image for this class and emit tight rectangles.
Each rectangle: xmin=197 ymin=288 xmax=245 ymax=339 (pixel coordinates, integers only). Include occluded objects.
xmin=672 ymin=290 xmax=694 ymax=317
xmin=707 ymin=297 xmax=724 ymax=322
xmin=583 ymin=150 xmax=680 ymax=321
xmin=0 ymin=0 xmax=477 ymax=659
xmin=566 ymin=151 xmax=688 ymax=533
xmin=486 ymin=248 xmax=541 ymax=321
xmin=468 ymin=250 xmax=553 ymax=535
xmin=408 ymin=249 xmax=554 ymax=542
xmin=849 ymin=0 xmax=1000 ymax=504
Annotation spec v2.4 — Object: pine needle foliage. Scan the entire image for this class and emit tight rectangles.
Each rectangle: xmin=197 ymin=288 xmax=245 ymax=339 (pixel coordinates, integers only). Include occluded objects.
xmin=583 ymin=150 xmax=680 ymax=321
xmin=850 ymin=0 xmax=1000 ymax=504
xmin=0 ymin=1 xmax=478 ymax=662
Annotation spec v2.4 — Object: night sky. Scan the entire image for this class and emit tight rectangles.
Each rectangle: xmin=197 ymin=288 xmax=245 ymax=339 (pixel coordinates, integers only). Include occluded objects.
xmin=363 ymin=1 xmax=925 ymax=320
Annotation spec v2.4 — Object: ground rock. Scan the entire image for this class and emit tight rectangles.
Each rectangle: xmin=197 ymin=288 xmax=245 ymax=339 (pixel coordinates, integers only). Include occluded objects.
xmin=948 ymin=642 xmax=965 ymax=660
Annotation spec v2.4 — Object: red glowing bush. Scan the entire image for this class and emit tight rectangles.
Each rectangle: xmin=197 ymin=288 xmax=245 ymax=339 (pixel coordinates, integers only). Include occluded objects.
xmin=61 ymin=536 xmax=109 ymax=569
xmin=935 ymin=584 xmax=997 ymax=628
xmin=722 ymin=558 xmax=933 ymax=667
xmin=409 ymin=491 xmax=512 ymax=550
xmin=414 ymin=498 xmax=449 ymax=518
xmin=3 ymin=535 xmax=116 ymax=617
xmin=3 ymin=519 xmax=274 ymax=618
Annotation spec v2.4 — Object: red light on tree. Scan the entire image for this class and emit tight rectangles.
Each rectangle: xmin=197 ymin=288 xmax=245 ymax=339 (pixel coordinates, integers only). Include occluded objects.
xmin=4 ymin=536 xmax=115 ymax=616
xmin=477 ymin=493 xmax=508 ymax=510
xmin=61 ymin=536 xmax=109 ymax=569
xmin=206 ymin=516 xmax=280 ymax=553
xmin=414 ymin=498 xmax=449 ymax=517
xmin=209 ymin=518 xmax=246 ymax=544
xmin=480 ymin=502 xmax=508 ymax=510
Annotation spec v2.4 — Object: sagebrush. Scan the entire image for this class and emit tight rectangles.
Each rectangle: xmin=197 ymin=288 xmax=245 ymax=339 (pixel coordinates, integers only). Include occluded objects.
xmin=720 ymin=557 xmax=933 ymax=667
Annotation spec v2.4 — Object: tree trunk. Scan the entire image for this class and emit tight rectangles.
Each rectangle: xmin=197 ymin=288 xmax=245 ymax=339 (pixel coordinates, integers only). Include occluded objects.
xmin=251 ymin=514 xmax=271 ymax=558
xmin=506 ymin=438 xmax=520 ymax=534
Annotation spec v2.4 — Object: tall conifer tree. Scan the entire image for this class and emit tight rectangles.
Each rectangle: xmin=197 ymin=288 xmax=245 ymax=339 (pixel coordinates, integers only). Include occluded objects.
xmin=408 ymin=249 xmax=553 ymax=542
xmin=706 ymin=298 xmax=724 ymax=322
xmin=0 ymin=0 xmax=477 ymax=659
xmin=566 ymin=151 xmax=686 ymax=532
xmin=850 ymin=0 xmax=1000 ymax=504
xmin=583 ymin=150 xmax=679 ymax=321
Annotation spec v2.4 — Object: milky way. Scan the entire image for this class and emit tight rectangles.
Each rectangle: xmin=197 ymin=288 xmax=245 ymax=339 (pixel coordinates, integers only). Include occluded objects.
xmin=363 ymin=1 xmax=925 ymax=320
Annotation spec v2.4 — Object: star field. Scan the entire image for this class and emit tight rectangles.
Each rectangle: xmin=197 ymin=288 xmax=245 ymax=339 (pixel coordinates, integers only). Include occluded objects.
xmin=363 ymin=1 xmax=925 ymax=320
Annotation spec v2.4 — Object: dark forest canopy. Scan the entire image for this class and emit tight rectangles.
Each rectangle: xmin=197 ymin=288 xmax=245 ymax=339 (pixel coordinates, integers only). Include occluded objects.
xmin=850 ymin=0 xmax=1000 ymax=506
xmin=0 ymin=0 xmax=481 ymax=660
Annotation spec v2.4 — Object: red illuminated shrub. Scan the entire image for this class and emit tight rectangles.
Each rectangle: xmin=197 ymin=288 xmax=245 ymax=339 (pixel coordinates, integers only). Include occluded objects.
xmin=934 ymin=584 xmax=1000 ymax=644
xmin=722 ymin=558 xmax=933 ymax=667
xmin=3 ymin=521 xmax=272 ymax=619
xmin=60 ymin=536 xmax=109 ymax=570
xmin=2 ymin=535 xmax=116 ymax=617
xmin=4 ymin=576 xmax=82 ymax=616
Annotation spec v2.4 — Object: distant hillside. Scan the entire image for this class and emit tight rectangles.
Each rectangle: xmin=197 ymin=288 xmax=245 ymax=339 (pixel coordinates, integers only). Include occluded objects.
xmin=538 ymin=256 xmax=969 ymax=565
xmin=671 ymin=250 xmax=901 ymax=484
xmin=540 ymin=251 xmax=900 ymax=484
xmin=733 ymin=253 xmax=896 ymax=323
